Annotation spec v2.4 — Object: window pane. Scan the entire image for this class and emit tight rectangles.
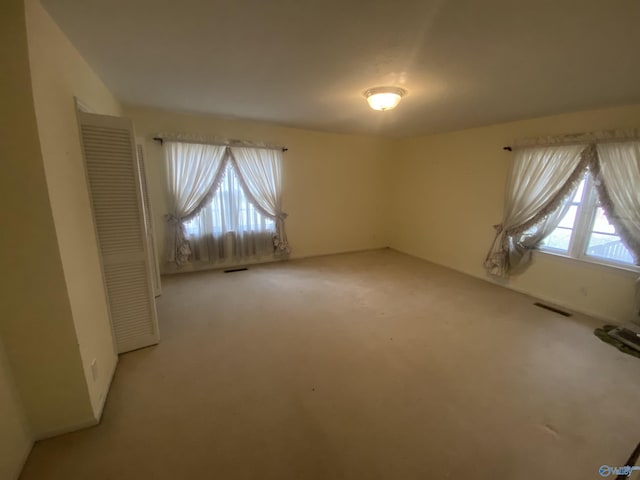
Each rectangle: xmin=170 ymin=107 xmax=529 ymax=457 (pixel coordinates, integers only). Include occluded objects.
xmin=541 ymin=227 xmax=572 ymax=252
xmin=540 ymin=201 xmax=579 ymax=252
xmin=591 ymin=207 xmax=616 ymax=234
xmin=558 ymin=205 xmax=578 ymax=229
xmin=573 ymin=177 xmax=586 ymax=202
xmin=184 ymin=217 xmax=199 ymax=237
xmin=539 ymin=171 xmax=637 ymax=268
xmin=183 ymin=163 xmax=275 ymax=237
xmin=586 ymin=233 xmax=634 ymax=264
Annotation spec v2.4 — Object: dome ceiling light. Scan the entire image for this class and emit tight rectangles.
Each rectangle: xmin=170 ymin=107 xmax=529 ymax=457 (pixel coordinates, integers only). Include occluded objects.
xmin=364 ymin=86 xmax=407 ymax=111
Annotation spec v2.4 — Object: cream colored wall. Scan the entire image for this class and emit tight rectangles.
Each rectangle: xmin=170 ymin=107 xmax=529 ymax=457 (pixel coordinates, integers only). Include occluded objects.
xmin=1 ymin=0 xmax=93 ymax=446
xmin=130 ymin=104 xmax=639 ymax=322
xmin=25 ymin=0 xmax=119 ymax=419
xmin=0 ymin=339 xmax=32 ymax=480
xmin=391 ymin=104 xmax=640 ymax=323
xmin=125 ymin=106 xmax=393 ymax=271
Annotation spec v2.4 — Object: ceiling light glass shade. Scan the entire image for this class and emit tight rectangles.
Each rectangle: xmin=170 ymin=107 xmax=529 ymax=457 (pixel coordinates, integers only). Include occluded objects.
xmin=365 ymin=87 xmax=406 ymax=111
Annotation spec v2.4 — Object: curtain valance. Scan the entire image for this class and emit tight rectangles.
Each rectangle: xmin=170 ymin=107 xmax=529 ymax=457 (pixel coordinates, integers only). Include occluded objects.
xmin=156 ymin=133 xmax=286 ymax=152
xmin=511 ymin=128 xmax=640 ymax=149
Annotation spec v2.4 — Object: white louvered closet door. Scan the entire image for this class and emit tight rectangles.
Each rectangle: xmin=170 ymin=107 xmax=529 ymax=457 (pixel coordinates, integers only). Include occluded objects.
xmin=78 ymin=112 xmax=160 ymax=353
xmin=136 ymin=143 xmax=162 ymax=297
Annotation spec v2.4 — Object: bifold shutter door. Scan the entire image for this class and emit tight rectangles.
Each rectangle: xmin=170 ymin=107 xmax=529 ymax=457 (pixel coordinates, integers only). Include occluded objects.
xmin=78 ymin=112 xmax=160 ymax=353
xmin=136 ymin=144 xmax=162 ymax=297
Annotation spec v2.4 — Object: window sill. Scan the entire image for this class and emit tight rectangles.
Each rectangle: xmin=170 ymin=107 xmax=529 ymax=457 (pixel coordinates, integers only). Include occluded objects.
xmin=536 ymin=249 xmax=640 ymax=276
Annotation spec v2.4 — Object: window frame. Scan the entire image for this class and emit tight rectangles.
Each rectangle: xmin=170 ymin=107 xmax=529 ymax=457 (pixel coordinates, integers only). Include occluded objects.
xmin=538 ymin=172 xmax=639 ymax=273
xmin=183 ymin=162 xmax=276 ymax=238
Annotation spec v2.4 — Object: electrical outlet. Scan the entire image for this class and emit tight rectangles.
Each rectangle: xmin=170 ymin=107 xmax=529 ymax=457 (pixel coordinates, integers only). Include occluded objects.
xmin=91 ymin=359 xmax=98 ymax=382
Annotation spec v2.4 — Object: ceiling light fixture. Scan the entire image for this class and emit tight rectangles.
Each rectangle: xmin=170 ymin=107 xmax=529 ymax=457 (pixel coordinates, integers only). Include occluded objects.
xmin=364 ymin=86 xmax=406 ymax=111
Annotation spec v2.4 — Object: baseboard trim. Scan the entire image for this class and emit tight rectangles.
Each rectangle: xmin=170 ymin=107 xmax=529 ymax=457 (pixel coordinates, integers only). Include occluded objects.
xmin=35 ymin=416 xmax=98 ymax=441
xmin=495 ymin=282 xmax=620 ymax=324
xmin=32 ymin=356 xmax=118 ymax=442
xmin=289 ymin=246 xmax=390 ymax=262
xmin=161 ymin=254 xmax=286 ymax=275
xmin=388 ymin=247 xmax=622 ymax=325
xmin=160 ymin=246 xmax=390 ymax=276
xmin=94 ymin=355 xmax=118 ymax=423
xmin=10 ymin=438 xmax=34 ymax=480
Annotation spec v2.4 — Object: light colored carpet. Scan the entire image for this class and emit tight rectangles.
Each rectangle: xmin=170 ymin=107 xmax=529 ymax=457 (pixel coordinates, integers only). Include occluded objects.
xmin=20 ymin=249 xmax=640 ymax=479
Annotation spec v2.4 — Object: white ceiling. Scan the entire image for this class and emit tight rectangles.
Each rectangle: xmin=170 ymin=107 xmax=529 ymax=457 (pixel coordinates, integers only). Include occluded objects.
xmin=43 ymin=0 xmax=640 ymax=137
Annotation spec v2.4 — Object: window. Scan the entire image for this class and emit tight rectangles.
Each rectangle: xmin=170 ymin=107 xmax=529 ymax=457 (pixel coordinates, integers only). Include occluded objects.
xmin=184 ymin=162 xmax=275 ymax=237
xmin=165 ymin=141 xmax=288 ymax=265
xmin=539 ymin=170 xmax=635 ymax=267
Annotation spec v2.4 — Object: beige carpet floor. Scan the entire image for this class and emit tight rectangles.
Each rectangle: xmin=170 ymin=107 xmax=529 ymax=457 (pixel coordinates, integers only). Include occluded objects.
xmin=20 ymin=249 xmax=640 ymax=480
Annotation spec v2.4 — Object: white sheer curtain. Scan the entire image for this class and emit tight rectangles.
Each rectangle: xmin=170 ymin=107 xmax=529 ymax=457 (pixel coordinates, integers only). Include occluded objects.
xmin=164 ymin=139 xmax=290 ymax=266
xmin=595 ymin=142 xmax=640 ymax=262
xmin=165 ymin=142 xmax=227 ymax=264
xmin=185 ymin=162 xmax=275 ymax=262
xmin=595 ymin=141 xmax=640 ymax=316
xmin=517 ymin=192 xmax=576 ymax=259
xmin=484 ymin=144 xmax=588 ymax=276
xmin=230 ymin=147 xmax=290 ymax=253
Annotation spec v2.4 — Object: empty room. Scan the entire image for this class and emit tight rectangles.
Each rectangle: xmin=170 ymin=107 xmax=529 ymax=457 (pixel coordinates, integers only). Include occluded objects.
xmin=2 ymin=0 xmax=640 ymax=479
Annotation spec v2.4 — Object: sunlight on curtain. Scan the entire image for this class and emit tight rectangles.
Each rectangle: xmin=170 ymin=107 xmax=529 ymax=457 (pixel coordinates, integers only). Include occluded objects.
xmin=183 ymin=162 xmax=275 ymax=262
xmin=595 ymin=141 xmax=640 ymax=264
xmin=231 ymin=147 xmax=290 ymax=253
xmin=484 ymin=144 xmax=587 ymax=276
xmin=165 ymin=142 xmax=227 ymax=264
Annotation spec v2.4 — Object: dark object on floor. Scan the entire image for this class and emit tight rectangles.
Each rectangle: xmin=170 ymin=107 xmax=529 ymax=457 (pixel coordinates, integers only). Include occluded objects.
xmin=533 ymin=302 xmax=571 ymax=317
xmin=610 ymin=325 xmax=640 ymax=350
xmin=224 ymin=267 xmax=248 ymax=273
xmin=594 ymin=325 xmax=640 ymax=359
